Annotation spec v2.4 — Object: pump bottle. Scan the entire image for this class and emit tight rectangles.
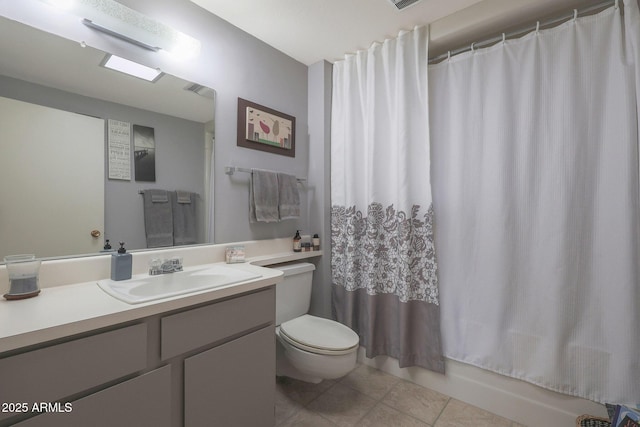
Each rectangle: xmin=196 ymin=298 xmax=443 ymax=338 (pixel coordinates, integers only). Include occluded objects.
xmin=111 ymin=242 xmax=132 ymax=281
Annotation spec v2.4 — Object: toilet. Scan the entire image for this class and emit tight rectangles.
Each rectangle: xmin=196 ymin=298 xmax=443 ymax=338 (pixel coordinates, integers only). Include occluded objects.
xmin=272 ymin=263 xmax=359 ymax=383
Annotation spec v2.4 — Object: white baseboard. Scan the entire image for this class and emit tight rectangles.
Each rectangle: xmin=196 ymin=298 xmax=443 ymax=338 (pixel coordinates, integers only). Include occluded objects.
xmin=357 ymin=349 xmax=608 ymax=426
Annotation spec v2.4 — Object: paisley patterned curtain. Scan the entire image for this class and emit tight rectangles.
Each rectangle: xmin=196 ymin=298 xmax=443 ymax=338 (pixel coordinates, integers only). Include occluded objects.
xmin=331 ymin=26 xmax=444 ymax=373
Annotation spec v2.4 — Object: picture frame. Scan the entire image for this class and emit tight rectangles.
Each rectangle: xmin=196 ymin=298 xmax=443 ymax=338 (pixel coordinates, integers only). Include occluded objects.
xmin=237 ymin=98 xmax=295 ymax=157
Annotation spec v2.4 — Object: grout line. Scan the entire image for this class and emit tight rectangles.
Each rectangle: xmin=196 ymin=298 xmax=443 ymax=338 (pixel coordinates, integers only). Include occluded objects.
xmin=431 ymin=396 xmax=452 ymax=426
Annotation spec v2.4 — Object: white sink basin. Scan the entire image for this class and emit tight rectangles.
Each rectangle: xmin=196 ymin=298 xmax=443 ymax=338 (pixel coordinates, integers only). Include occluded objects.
xmin=97 ymin=265 xmax=261 ymax=304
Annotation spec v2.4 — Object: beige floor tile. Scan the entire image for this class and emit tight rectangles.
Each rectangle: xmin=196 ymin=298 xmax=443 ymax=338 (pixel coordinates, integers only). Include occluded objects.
xmin=340 ymin=365 xmax=400 ymax=400
xmin=307 ymin=383 xmax=378 ymax=427
xmin=278 ymin=408 xmax=337 ymax=427
xmin=357 ymin=404 xmax=430 ymax=427
xmin=276 ymin=376 xmax=336 ymax=406
xmin=275 ymin=385 xmax=304 ymax=425
xmin=434 ymin=399 xmax=512 ymax=427
xmin=382 ymin=380 xmax=449 ymax=425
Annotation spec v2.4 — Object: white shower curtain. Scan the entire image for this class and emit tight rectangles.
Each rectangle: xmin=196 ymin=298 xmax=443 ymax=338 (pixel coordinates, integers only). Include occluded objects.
xmin=430 ymin=0 xmax=640 ymax=404
xmin=331 ymin=26 xmax=444 ymax=372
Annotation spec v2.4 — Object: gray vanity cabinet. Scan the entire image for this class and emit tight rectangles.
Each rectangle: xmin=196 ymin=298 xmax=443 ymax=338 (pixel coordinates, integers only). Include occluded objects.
xmin=0 ymin=323 xmax=148 ymax=426
xmin=0 ymin=286 xmax=276 ymax=427
xmin=161 ymin=287 xmax=276 ymax=426
xmin=13 ymin=366 xmax=172 ymax=427
xmin=184 ymin=326 xmax=275 ymax=427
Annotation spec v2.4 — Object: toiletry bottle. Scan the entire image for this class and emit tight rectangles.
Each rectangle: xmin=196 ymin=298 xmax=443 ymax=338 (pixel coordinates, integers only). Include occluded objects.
xmin=313 ymin=234 xmax=320 ymax=251
xmin=111 ymin=242 xmax=132 ymax=281
xmin=293 ymin=230 xmax=302 ymax=252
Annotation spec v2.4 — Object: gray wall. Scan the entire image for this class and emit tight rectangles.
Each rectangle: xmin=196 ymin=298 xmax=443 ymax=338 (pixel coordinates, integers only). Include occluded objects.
xmin=117 ymin=0 xmax=311 ymax=244
xmin=0 ymin=75 xmax=206 ymax=251
xmin=119 ymin=0 xmax=310 ymax=244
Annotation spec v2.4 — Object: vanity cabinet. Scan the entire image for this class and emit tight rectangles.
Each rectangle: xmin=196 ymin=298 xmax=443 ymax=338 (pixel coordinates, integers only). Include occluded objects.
xmin=0 ymin=323 xmax=148 ymax=425
xmin=184 ymin=326 xmax=275 ymax=427
xmin=13 ymin=366 xmax=172 ymax=427
xmin=0 ymin=286 xmax=276 ymax=427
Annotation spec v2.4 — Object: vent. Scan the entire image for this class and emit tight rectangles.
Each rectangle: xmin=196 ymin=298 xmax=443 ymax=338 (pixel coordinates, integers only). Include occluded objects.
xmin=184 ymin=83 xmax=216 ymax=100
xmin=389 ymin=0 xmax=422 ymax=10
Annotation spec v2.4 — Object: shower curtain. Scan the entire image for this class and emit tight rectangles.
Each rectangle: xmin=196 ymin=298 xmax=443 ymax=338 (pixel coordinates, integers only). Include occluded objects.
xmin=331 ymin=26 xmax=444 ymax=373
xmin=429 ymin=0 xmax=640 ymax=404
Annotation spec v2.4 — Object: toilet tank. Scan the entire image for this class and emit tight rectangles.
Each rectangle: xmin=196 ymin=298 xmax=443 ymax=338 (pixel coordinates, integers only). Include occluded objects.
xmin=271 ymin=263 xmax=316 ymax=326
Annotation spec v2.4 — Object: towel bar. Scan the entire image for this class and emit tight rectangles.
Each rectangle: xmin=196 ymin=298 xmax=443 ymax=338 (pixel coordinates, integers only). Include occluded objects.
xmin=225 ymin=166 xmax=306 ymax=183
xmin=138 ymin=190 xmax=200 ymax=197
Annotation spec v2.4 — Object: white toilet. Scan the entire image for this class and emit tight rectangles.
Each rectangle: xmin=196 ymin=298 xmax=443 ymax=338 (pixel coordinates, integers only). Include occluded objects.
xmin=272 ymin=263 xmax=359 ymax=383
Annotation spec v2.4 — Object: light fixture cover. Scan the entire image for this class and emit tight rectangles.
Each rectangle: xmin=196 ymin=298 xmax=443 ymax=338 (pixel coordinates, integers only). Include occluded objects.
xmin=39 ymin=0 xmax=201 ymax=59
xmin=101 ymin=54 xmax=163 ymax=82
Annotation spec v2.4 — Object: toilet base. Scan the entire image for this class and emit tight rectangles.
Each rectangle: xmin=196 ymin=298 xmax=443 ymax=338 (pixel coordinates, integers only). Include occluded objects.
xmin=276 ymin=353 xmax=324 ymax=384
xmin=275 ymin=329 xmax=358 ymax=384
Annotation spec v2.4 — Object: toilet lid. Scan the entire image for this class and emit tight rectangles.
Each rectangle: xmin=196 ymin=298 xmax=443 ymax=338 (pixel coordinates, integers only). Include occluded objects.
xmin=279 ymin=314 xmax=359 ymax=355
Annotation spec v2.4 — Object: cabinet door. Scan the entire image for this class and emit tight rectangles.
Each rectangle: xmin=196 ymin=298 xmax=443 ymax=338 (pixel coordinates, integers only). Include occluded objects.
xmin=0 ymin=323 xmax=147 ymax=424
xmin=184 ymin=326 xmax=275 ymax=427
xmin=14 ymin=366 xmax=172 ymax=427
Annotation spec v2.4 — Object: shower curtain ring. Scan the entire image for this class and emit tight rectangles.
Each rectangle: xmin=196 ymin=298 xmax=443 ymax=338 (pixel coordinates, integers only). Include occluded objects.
xmin=573 ymin=9 xmax=578 ymax=21
xmin=471 ymin=42 xmax=476 ymax=52
xmin=536 ymin=21 xmax=540 ymax=34
xmin=502 ymin=33 xmax=506 ymax=43
xmin=447 ymin=51 xmax=451 ymax=60
xmin=614 ymin=0 xmax=619 ymax=9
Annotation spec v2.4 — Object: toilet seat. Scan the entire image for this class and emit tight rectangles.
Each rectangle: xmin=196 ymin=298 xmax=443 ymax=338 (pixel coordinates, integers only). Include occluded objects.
xmin=279 ymin=314 xmax=359 ymax=356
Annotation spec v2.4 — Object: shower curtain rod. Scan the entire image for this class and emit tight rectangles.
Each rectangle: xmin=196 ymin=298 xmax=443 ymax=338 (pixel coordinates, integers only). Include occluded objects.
xmin=428 ymin=0 xmax=617 ymax=64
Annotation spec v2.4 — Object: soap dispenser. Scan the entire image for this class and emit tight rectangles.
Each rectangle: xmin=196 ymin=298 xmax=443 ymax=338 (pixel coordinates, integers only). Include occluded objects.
xmin=293 ymin=230 xmax=302 ymax=252
xmin=111 ymin=242 xmax=132 ymax=281
xmin=100 ymin=239 xmax=114 ymax=253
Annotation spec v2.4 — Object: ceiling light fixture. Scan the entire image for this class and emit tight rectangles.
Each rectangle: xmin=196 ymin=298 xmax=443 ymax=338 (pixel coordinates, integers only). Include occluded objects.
xmin=38 ymin=0 xmax=201 ymax=59
xmin=101 ymin=54 xmax=163 ymax=82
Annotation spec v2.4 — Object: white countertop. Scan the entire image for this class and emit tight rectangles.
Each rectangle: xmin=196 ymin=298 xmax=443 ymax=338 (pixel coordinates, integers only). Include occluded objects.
xmin=0 ymin=250 xmax=322 ymax=353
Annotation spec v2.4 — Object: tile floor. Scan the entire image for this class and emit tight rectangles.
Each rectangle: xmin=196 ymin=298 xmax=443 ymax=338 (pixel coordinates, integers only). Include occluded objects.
xmin=275 ymin=364 xmax=527 ymax=427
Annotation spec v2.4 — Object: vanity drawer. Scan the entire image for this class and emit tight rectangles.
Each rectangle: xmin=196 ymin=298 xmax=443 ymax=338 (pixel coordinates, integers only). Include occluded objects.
xmin=0 ymin=323 xmax=147 ymax=422
xmin=161 ymin=287 xmax=274 ymax=360
xmin=13 ymin=365 xmax=171 ymax=427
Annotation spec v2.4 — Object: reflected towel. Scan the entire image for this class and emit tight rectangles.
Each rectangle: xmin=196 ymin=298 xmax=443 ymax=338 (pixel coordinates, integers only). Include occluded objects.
xmin=250 ymin=169 xmax=280 ymax=223
xmin=143 ymin=189 xmax=173 ymax=248
xmin=278 ymin=173 xmax=300 ymax=220
xmin=173 ymin=191 xmax=197 ymax=246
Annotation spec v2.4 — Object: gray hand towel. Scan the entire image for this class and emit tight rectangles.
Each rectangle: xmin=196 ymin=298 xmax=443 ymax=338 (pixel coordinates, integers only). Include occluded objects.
xmin=143 ymin=189 xmax=173 ymax=248
xmin=173 ymin=191 xmax=197 ymax=246
xmin=250 ymin=169 xmax=280 ymax=223
xmin=277 ymin=173 xmax=300 ymax=220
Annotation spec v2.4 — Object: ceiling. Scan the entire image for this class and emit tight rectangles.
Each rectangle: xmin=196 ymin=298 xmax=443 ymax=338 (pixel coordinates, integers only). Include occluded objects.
xmin=190 ymin=0 xmax=609 ymax=65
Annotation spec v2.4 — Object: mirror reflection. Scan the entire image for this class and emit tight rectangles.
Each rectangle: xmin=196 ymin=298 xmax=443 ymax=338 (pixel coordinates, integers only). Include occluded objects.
xmin=0 ymin=17 xmax=215 ymax=261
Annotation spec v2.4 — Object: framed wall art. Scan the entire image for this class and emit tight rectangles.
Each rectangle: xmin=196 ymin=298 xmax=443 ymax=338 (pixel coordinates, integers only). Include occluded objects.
xmin=237 ymin=98 xmax=295 ymax=157
xmin=133 ymin=124 xmax=156 ymax=182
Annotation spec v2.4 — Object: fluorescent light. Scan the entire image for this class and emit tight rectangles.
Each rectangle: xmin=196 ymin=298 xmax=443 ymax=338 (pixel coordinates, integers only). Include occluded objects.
xmin=101 ymin=55 xmax=163 ymax=82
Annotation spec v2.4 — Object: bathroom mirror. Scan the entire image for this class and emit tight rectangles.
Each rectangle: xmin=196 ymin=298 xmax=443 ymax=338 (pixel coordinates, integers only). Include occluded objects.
xmin=0 ymin=17 xmax=215 ymax=261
